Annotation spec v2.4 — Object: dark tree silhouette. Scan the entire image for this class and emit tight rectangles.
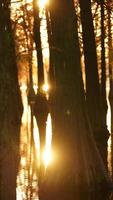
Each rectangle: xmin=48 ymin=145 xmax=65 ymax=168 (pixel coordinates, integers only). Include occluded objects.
xmin=0 ymin=1 xmax=22 ymax=199
xmin=108 ymin=1 xmax=113 ymax=135
xmin=33 ymin=0 xmax=44 ymax=88
xmin=100 ymin=0 xmax=109 ymax=165
xmin=100 ymin=0 xmax=107 ymax=123
xmin=33 ymin=0 xmax=49 ymax=168
xmin=107 ymin=0 xmax=113 ymax=179
xmin=79 ymin=0 xmax=109 ymax=165
xmin=38 ymin=0 xmax=111 ymax=199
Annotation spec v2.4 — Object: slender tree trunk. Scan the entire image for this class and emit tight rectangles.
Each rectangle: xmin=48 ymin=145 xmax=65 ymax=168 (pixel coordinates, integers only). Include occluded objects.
xmin=107 ymin=2 xmax=113 ymax=179
xmin=79 ymin=0 xmax=109 ymax=165
xmin=108 ymin=2 xmax=113 ymax=135
xmin=100 ymin=0 xmax=109 ymax=166
xmin=33 ymin=0 xmax=49 ymax=179
xmin=33 ymin=0 xmax=44 ymax=89
xmin=45 ymin=8 xmax=55 ymax=92
xmin=100 ymin=0 xmax=107 ymax=120
xmin=0 ymin=1 xmax=22 ymax=199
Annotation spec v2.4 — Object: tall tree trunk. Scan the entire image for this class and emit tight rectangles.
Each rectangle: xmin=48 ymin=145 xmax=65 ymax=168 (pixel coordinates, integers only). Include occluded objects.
xmin=107 ymin=1 xmax=113 ymax=179
xmin=45 ymin=7 xmax=55 ymax=92
xmin=100 ymin=0 xmax=107 ymax=120
xmin=108 ymin=2 xmax=113 ymax=136
xmin=100 ymin=0 xmax=109 ymax=166
xmin=0 ymin=1 xmax=23 ymax=199
xmin=38 ymin=1 xmax=111 ymax=199
xmin=33 ymin=0 xmax=44 ymax=88
xmin=79 ymin=0 xmax=109 ymax=165
xmin=33 ymin=0 xmax=49 ymax=176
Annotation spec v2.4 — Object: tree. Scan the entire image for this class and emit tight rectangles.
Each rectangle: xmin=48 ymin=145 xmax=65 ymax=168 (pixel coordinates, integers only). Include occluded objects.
xmin=0 ymin=1 xmax=22 ymax=199
xmin=107 ymin=0 xmax=113 ymax=179
xmin=38 ymin=0 xmax=111 ymax=199
xmin=107 ymin=1 xmax=113 ymax=135
xmin=33 ymin=0 xmax=44 ymax=88
xmin=100 ymin=0 xmax=107 ymax=121
xmin=100 ymin=0 xmax=109 ymax=165
xmin=79 ymin=0 xmax=109 ymax=165
xmin=33 ymin=0 xmax=49 ymax=169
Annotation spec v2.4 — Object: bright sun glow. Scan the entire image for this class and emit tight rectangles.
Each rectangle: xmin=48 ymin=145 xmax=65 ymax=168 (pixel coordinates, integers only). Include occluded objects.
xmin=42 ymin=83 xmax=49 ymax=92
xmin=42 ymin=148 xmax=52 ymax=167
xmin=38 ymin=0 xmax=49 ymax=8
xmin=43 ymin=114 xmax=53 ymax=167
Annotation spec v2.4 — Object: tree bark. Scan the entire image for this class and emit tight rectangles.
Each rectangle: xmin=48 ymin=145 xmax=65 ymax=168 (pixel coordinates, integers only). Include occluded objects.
xmin=107 ymin=0 xmax=113 ymax=179
xmin=33 ymin=0 xmax=44 ymax=89
xmin=79 ymin=0 xmax=109 ymax=165
xmin=100 ymin=0 xmax=107 ymax=119
xmin=0 ymin=1 xmax=23 ymax=199
xmin=100 ymin=0 xmax=109 ymax=166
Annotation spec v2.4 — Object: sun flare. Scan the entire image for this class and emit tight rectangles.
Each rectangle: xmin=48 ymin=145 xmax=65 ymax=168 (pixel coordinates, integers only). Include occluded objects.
xmin=43 ymin=113 xmax=53 ymax=167
xmin=42 ymin=148 xmax=52 ymax=167
xmin=38 ymin=0 xmax=49 ymax=8
xmin=42 ymin=83 xmax=49 ymax=92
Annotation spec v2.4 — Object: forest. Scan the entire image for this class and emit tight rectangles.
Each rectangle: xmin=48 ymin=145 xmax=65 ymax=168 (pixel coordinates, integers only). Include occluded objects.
xmin=0 ymin=0 xmax=113 ymax=199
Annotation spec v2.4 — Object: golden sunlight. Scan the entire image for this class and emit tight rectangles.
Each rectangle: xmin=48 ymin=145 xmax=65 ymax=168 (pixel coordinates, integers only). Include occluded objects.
xmin=42 ymin=148 xmax=52 ymax=167
xmin=42 ymin=83 xmax=50 ymax=92
xmin=43 ymin=114 xmax=53 ymax=167
xmin=12 ymin=0 xmax=52 ymax=197
xmin=38 ymin=0 xmax=49 ymax=8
